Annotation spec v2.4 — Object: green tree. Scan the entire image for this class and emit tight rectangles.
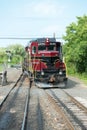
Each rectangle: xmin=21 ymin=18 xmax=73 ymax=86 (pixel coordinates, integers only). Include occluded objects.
xmin=0 ymin=48 xmax=7 ymax=63
xmin=6 ymin=44 xmax=25 ymax=64
xmin=63 ymin=15 xmax=87 ymax=74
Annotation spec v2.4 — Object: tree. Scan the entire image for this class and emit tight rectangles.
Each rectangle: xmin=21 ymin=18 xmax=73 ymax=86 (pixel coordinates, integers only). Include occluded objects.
xmin=63 ymin=15 xmax=87 ymax=73
xmin=0 ymin=48 xmax=7 ymax=63
xmin=6 ymin=44 xmax=25 ymax=64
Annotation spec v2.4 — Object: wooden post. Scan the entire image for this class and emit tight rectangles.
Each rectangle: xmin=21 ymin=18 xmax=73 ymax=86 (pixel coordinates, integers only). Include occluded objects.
xmin=1 ymin=71 xmax=7 ymax=86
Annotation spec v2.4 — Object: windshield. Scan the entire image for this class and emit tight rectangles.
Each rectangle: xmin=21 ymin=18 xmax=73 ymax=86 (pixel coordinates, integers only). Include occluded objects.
xmin=38 ymin=45 xmax=55 ymax=51
xmin=38 ymin=45 xmax=46 ymax=50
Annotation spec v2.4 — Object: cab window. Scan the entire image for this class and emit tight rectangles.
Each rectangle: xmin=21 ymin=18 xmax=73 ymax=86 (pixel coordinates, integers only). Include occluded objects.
xmin=32 ymin=46 xmax=36 ymax=54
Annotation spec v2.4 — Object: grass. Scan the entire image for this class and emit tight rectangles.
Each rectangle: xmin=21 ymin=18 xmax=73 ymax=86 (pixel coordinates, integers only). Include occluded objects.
xmin=67 ymin=70 xmax=87 ymax=85
xmin=0 ymin=64 xmax=3 ymax=71
xmin=0 ymin=63 xmax=7 ymax=72
xmin=75 ymin=73 xmax=87 ymax=85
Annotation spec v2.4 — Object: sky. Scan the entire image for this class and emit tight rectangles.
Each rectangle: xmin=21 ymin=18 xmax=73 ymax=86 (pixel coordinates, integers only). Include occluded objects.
xmin=0 ymin=0 xmax=87 ymax=47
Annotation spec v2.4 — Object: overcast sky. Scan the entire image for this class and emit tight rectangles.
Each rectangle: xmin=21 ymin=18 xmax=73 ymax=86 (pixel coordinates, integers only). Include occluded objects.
xmin=0 ymin=0 xmax=87 ymax=47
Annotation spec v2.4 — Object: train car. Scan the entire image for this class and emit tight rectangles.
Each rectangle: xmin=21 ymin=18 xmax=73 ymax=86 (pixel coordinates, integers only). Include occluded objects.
xmin=22 ymin=37 xmax=67 ymax=87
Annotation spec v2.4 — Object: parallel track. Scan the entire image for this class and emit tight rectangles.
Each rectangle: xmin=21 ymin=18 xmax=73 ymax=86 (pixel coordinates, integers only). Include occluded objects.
xmin=46 ymin=89 xmax=87 ymax=130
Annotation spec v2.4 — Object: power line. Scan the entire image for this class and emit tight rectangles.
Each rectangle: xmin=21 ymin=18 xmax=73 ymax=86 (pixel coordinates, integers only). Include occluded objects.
xmin=0 ymin=37 xmax=32 ymax=40
xmin=0 ymin=37 xmax=62 ymax=40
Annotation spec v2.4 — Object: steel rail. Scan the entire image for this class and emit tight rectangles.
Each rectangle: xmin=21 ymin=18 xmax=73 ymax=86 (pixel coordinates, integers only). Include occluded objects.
xmin=21 ymin=81 xmax=30 ymax=130
xmin=63 ymin=90 xmax=87 ymax=113
xmin=45 ymin=91 xmax=75 ymax=130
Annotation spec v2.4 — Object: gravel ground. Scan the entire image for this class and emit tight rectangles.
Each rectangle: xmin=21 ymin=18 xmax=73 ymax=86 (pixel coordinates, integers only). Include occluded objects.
xmin=0 ymin=67 xmax=22 ymax=105
xmin=0 ymin=76 xmax=29 ymax=130
xmin=64 ymin=76 xmax=87 ymax=108
xmin=6 ymin=67 xmax=22 ymax=83
xmin=0 ymin=67 xmax=22 ymax=86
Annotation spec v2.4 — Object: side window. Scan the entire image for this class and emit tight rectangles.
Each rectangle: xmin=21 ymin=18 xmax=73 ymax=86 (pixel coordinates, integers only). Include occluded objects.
xmin=59 ymin=46 xmax=63 ymax=60
xmin=32 ymin=46 xmax=36 ymax=54
xmin=58 ymin=46 xmax=60 ymax=52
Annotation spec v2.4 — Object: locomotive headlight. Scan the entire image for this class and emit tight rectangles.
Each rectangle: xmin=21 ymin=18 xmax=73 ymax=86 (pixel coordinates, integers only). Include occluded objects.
xmin=59 ymin=71 xmax=62 ymax=75
xmin=41 ymin=71 xmax=44 ymax=75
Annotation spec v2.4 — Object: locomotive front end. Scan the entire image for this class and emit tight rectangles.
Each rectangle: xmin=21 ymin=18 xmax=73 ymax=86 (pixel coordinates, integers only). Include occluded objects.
xmin=33 ymin=38 xmax=67 ymax=84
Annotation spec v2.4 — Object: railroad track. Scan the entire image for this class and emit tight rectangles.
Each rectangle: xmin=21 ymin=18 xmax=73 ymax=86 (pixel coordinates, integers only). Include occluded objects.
xmin=0 ymin=73 xmax=31 ymax=130
xmin=46 ymin=89 xmax=87 ymax=130
xmin=0 ymin=77 xmax=87 ymax=130
xmin=0 ymin=74 xmax=44 ymax=130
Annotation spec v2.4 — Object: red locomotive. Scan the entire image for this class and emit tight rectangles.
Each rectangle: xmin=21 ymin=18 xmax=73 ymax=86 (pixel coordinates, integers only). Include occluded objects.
xmin=22 ymin=37 xmax=67 ymax=85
